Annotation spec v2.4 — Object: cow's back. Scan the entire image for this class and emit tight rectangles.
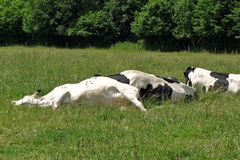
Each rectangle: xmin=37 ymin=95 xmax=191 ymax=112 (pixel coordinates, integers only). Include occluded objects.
xmin=121 ymin=70 xmax=196 ymax=100
xmin=120 ymin=70 xmax=165 ymax=89
xmin=78 ymin=76 xmax=139 ymax=97
xmin=229 ymin=74 xmax=240 ymax=81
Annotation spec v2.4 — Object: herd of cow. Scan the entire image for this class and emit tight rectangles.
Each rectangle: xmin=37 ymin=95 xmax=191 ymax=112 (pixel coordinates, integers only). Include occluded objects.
xmin=12 ymin=67 xmax=240 ymax=111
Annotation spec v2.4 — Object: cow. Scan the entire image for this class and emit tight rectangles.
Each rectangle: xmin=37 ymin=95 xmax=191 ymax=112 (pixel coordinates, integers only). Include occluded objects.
xmin=12 ymin=76 xmax=146 ymax=111
xmin=101 ymin=70 xmax=196 ymax=103
xmin=184 ymin=66 xmax=240 ymax=93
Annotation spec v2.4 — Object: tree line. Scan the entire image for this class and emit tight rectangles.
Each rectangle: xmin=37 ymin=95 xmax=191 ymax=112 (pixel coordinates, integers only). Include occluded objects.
xmin=0 ymin=0 xmax=240 ymax=51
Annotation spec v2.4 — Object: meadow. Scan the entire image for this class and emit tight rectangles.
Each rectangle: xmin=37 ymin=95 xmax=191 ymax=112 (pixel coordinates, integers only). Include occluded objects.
xmin=0 ymin=46 xmax=240 ymax=159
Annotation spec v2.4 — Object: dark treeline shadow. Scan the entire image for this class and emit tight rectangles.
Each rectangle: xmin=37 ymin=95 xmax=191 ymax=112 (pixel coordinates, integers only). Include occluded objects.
xmin=0 ymin=34 xmax=114 ymax=48
xmin=143 ymin=36 xmax=240 ymax=53
xmin=0 ymin=34 xmax=239 ymax=53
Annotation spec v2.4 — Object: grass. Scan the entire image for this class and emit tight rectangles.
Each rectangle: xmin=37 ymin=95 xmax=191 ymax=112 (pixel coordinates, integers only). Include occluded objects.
xmin=0 ymin=46 xmax=240 ymax=159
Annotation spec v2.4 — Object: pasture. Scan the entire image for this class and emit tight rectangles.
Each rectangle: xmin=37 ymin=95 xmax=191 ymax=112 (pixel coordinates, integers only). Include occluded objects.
xmin=0 ymin=46 xmax=240 ymax=159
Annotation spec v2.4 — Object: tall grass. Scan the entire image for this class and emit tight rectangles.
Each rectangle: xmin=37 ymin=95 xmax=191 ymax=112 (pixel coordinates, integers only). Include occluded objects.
xmin=0 ymin=46 xmax=240 ymax=159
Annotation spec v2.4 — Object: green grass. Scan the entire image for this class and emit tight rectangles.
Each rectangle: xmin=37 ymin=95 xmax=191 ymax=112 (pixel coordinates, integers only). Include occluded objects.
xmin=0 ymin=46 xmax=240 ymax=159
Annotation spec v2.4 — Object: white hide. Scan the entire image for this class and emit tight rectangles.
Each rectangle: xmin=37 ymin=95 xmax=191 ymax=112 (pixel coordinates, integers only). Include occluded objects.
xmin=187 ymin=68 xmax=216 ymax=91
xmin=12 ymin=76 xmax=146 ymax=111
xmin=185 ymin=67 xmax=240 ymax=93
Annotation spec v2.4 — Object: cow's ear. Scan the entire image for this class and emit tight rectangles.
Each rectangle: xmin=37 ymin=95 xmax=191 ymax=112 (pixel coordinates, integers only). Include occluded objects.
xmin=186 ymin=66 xmax=195 ymax=70
xmin=186 ymin=66 xmax=195 ymax=72
xmin=33 ymin=89 xmax=41 ymax=98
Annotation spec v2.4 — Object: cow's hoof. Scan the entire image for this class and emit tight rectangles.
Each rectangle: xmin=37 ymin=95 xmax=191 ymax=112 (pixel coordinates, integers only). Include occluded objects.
xmin=52 ymin=107 xmax=58 ymax=110
xmin=119 ymin=106 xmax=126 ymax=111
xmin=141 ymin=108 xmax=147 ymax=112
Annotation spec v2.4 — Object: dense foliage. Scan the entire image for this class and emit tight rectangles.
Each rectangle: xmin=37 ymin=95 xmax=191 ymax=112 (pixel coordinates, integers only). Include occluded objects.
xmin=0 ymin=0 xmax=239 ymax=51
xmin=0 ymin=0 xmax=23 ymax=34
xmin=71 ymin=10 xmax=117 ymax=44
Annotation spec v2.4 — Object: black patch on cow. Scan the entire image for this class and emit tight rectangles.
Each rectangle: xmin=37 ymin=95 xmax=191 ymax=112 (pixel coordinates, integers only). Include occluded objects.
xmin=162 ymin=84 xmax=173 ymax=100
xmin=161 ymin=76 xmax=180 ymax=83
xmin=139 ymin=84 xmax=154 ymax=99
xmin=155 ymin=75 xmax=180 ymax=83
xmin=208 ymin=85 xmax=214 ymax=91
xmin=202 ymin=86 xmax=206 ymax=92
xmin=139 ymin=83 xmax=173 ymax=102
xmin=184 ymin=66 xmax=196 ymax=86
xmin=187 ymin=80 xmax=192 ymax=87
xmin=94 ymin=73 xmax=130 ymax=84
xmin=213 ymin=78 xmax=229 ymax=91
xmin=185 ymin=95 xmax=193 ymax=101
xmin=210 ymin=72 xmax=229 ymax=79
xmin=107 ymin=74 xmax=130 ymax=84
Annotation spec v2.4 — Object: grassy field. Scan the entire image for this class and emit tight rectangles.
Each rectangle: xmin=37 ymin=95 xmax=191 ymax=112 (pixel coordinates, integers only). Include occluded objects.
xmin=0 ymin=46 xmax=240 ymax=159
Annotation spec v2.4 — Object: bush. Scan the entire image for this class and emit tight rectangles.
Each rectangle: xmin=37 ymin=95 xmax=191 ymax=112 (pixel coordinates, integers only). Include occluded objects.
xmin=193 ymin=0 xmax=224 ymax=38
xmin=22 ymin=0 xmax=98 ymax=36
xmin=131 ymin=0 xmax=173 ymax=39
xmin=103 ymin=0 xmax=148 ymax=41
xmin=72 ymin=10 xmax=117 ymax=44
xmin=226 ymin=1 xmax=240 ymax=39
xmin=172 ymin=0 xmax=196 ymax=39
xmin=0 ymin=0 xmax=23 ymax=34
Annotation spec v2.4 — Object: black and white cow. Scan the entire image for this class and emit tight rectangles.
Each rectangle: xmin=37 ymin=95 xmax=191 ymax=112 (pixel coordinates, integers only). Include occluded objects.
xmin=103 ymin=70 xmax=196 ymax=102
xmin=184 ymin=66 xmax=240 ymax=93
xmin=12 ymin=76 xmax=146 ymax=111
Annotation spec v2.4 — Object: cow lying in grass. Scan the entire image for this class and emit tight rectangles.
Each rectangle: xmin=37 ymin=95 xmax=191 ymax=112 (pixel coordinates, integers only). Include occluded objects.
xmin=101 ymin=70 xmax=196 ymax=102
xmin=184 ymin=66 xmax=240 ymax=93
xmin=12 ymin=76 xmax=146 ymax=111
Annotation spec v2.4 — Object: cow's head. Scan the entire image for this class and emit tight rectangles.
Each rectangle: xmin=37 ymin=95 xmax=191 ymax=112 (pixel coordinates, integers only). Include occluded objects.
xmin=12 ymin=90 xmax=41 ymax=106
xmin=184 ymin=67 xmax=196 ymax=87
xmin=12 ymin=95 xmax=36 ymax=106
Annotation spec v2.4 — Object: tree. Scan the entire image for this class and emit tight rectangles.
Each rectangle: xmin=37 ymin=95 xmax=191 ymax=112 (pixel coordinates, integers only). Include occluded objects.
xmin=103 ymin=0 xmax=148 ymax=41
xmin=72 ymin=10 xmax=117 ymax=44
xmin=0 ymin=0 xmax=24 ymax=34
xmin=131 ymin=0 xmax=173 ymax=39
xmin=172 ymin=0 xmax=196 ymax=46
xmin=226 ymin=1 xmax=240 ymax=39
xmin=22 ymin=0 xmax=100 ymax=36
xmin=193 ymin=0 xmax=224 ymax=38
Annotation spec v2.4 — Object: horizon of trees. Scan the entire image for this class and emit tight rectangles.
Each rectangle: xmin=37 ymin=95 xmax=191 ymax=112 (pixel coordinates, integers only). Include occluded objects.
xmin=0 ymin=0 xmax=240 ymax=52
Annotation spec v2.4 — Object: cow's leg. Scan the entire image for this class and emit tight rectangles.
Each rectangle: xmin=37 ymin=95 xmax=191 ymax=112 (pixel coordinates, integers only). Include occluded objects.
xmin=205 ymin=85 xmax=214 ymax=92
xmin=113 ymin=92 xmax=146 ymax=111
xmin=112 ymin=93 xmax=128 ymax=107
xmin=52 ymin=91 xmax=71 ymax=110
xmin=122 ymin=92 xmax=146 ymax=111
xmin=132 ymin=99 xmax=146 ymax=111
